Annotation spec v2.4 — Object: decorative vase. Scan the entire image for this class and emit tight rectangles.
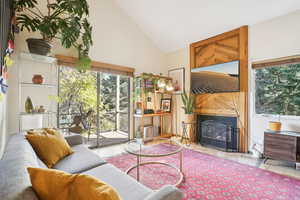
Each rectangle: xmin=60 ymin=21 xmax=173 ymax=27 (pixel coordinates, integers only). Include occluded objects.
xmin=32 ymin=74 xmax=44 ymax=84
xmin=38 ymin=105 xmax=45 ymax=113
xmin=25 ymin=97 xmax=34 ymax=113
xmin=26 ymin=38 xmax=51 ymax=56
xmin=269 ymin=121 xmax=281 ymax=131
xmin=186 ymin=114 xmax=195 ymax=142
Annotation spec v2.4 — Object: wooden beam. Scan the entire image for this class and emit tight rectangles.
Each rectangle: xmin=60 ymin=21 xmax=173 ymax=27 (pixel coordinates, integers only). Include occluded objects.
xmin=55 ymin=54 xmax=135 ymax=76
xmin=239 ymin=26 xmax=249 ymax=153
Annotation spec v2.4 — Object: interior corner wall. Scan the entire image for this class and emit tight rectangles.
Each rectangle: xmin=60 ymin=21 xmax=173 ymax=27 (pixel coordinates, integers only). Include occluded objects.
xmin=165 ymin=10 xmax=300 ymax=153
xmin=8 ymin=0 xmax=166 ymax=135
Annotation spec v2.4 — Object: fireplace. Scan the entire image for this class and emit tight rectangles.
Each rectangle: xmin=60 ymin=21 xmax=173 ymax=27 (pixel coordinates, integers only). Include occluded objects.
xmin=197 ymin=115 xmax=239 ymax=152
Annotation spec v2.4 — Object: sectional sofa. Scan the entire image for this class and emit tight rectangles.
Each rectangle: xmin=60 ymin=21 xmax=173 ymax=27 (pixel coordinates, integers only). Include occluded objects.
xmin=0 ymin=133 xmax=183 ymax=200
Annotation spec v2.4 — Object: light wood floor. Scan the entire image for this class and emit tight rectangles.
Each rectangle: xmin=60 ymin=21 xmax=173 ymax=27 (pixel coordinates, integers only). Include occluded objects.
xmin=92 ymin=136 xmax=300 ymax=180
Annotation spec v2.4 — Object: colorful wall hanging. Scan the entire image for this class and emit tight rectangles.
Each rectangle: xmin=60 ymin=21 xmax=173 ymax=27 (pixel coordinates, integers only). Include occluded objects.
xmin=0 ymin=0 xmax=16 ymax=101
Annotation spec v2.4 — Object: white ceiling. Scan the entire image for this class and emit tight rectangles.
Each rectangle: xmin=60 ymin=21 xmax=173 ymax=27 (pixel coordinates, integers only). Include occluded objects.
xmin=113 ymin=0 xmax=300 ymax=52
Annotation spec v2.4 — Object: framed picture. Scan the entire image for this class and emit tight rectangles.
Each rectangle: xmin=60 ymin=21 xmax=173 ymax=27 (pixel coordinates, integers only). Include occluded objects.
xmin=168 ymin=67 xmax=185 ymax=94
xmin=161 ymin=98 xmax=172 ymax=113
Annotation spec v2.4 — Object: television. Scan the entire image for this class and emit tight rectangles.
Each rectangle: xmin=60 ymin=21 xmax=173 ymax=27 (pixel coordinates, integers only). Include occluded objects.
xmin=191 ymin=61 xmax=240 ymax=94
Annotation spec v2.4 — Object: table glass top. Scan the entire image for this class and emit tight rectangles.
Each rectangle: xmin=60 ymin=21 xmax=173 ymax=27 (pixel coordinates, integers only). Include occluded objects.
xmin=125 ymin=138 xmax=183 ymax=157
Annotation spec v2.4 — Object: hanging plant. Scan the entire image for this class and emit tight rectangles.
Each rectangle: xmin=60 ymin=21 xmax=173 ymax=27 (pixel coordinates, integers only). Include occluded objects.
xmin=13 ymin=0 xmax=93 ymax=72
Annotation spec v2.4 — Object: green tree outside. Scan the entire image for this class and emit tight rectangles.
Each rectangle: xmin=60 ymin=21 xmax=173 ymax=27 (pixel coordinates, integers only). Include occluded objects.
xmin=58 ymin=67 xmax=130 ymax=134
xmin=255 ymin=63 xmax=300 ymax=116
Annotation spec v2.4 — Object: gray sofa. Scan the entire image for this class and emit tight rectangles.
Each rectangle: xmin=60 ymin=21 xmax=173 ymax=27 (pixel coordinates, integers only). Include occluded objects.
xmin=0 ymin=133 xmax=184 ymax=200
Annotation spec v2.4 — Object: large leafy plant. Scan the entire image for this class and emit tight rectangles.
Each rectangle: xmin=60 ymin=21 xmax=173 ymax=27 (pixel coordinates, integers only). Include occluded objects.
xmin=13 ymin=0 xmax=93 ymax=72
xmin=181 ymin=91 xmax=195 ymax=114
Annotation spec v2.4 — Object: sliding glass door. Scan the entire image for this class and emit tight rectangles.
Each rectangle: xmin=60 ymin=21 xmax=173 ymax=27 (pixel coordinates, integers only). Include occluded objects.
xmin=58 ymin=66 xmax=130 ymax=147
xmin=118 ymin=76 xmax=130 ymax=133
xmin=98 ymin=73 xmax=130 ymax=146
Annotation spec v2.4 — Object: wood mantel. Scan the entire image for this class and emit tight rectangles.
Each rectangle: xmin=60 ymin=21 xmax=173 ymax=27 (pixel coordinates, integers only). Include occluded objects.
xmin=190 ymin=26 xmax=249 ymax=152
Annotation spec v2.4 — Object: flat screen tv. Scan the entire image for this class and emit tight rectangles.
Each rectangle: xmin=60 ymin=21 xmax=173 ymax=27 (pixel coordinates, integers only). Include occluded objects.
xmin=191 ymin=61 xmax=240 ymax=94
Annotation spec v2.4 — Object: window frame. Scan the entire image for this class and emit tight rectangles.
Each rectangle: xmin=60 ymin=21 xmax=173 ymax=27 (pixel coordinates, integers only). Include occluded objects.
xmin=252 ymin=55 xmax=300 ymax=119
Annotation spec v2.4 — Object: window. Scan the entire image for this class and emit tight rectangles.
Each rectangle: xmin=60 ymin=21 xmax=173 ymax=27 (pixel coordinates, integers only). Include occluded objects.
xmin=255 ymin=63 xmax=300 ymax=116
xmin=58 ymin=66 xmax=130 ymax=137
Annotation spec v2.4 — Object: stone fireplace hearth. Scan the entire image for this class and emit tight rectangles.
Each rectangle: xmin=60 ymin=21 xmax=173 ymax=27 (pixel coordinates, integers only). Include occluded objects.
xmin=197 ymin=115 xmax=239 ymax=152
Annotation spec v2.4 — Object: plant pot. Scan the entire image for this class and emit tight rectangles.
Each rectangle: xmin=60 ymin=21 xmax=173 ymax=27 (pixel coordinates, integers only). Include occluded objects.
xmin=26 ymin=38 xmax=51 ymax=56
xmin=32 ymin=74 xmax=44 ymax=84
xmin=269 ymin=121 xmax=282 ymax=131
xmin=185 ymin=114 xmax=195 ymax=142
xmin=186 ymin=114 xmax=194 ymax=123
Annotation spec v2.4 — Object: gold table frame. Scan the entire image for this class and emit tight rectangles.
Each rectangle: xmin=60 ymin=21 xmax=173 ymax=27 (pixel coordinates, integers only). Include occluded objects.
xmin=125 ymin=138 xmax=184 ymax=187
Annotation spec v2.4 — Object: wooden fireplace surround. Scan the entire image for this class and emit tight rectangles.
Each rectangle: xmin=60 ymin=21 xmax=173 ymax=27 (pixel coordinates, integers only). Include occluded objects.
xmin=190 ymin=26 xmax=248 ymax=152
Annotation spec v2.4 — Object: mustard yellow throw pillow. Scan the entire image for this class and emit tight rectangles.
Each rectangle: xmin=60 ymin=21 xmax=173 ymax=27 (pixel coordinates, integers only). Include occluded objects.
xmin=27 ymin=128 xmax=57 ymax=135
xmin=43 ymin=128 xmax=59 ymax=135
xmin=27 ymin=129 xmax=47 ymax=135
xmin=26 ymin=131 xmax=73 ymax=168
xmin=27 ymin=167 xmax=121 ymax=200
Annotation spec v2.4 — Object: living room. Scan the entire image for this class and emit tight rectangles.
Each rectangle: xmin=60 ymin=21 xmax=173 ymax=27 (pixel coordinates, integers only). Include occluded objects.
xmin=1 ymin=0 xmax=300 ymax=200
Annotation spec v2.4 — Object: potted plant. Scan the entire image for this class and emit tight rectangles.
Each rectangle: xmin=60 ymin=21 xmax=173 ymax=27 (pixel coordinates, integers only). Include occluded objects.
xmin=181 ymin=91 xmax=195 ymax=123
xmin=13 ymin=0 xmax=93 ymax=71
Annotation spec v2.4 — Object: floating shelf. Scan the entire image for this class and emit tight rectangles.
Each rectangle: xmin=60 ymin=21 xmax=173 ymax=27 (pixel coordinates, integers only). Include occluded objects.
xmin=19 ymin=82 xmax=56 ymax=88
xmin=134 ymin=113 xmax=172 ymax=118
xmin=154 ymin=91 xmax=173 ymax=95
xmin=20 ymin=52 xmax=56 ymax=64
xmin=19 ymin=111 xmax=57 ymax=116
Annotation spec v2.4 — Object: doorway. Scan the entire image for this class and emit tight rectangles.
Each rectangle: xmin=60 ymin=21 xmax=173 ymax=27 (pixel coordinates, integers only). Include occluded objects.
xmin=58 ymin=66 xmax=130 ymax=148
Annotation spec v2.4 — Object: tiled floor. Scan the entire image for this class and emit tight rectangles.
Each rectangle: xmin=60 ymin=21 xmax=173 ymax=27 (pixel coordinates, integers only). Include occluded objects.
xmin=92 ymin=136 xmax=300 ymax=180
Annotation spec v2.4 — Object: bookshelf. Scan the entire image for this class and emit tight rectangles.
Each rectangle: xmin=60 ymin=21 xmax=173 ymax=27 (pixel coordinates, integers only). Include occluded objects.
xmin=133 ymin=73 xmax=173 ymax=141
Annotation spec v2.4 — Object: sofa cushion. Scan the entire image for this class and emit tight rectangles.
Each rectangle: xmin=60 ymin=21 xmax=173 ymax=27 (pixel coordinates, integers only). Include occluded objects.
xmin=83 ymin=163 xmax=152 ymax=200
xmin=53 ymin=144 xmax=106 ymax=173
xmin=25 ymin=131 xmax=73 ymax=168
xmin=144 ymin=185 xmax=184 ymax=200
xmin=27 ymin=167 xmax=121 ymax=200
xmin=64 ymin=134 xmax=83 ymax=146
xmin=0 ymin=134 xmax=39 ymax=200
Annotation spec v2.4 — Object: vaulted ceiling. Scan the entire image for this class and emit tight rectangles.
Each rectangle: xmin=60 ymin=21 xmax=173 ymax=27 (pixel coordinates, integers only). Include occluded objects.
xmin=113 ymin=0 xmax=300 ymax=52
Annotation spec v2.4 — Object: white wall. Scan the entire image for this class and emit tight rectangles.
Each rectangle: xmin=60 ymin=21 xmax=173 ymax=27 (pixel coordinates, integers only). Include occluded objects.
xmin=0 ymin=94 xmax=8 ymax=158
xmin=165 ymin=10 xmax=300 ymax=152
xmin=165 ymin=48 xmax=190 ymax=135
xmin=87 ymin=0 xmax=166 ymax=74
xmin=7 ymin=0 xmax=166 ymax=135
xmin=249 ymin=10 xmax=300 ymax=151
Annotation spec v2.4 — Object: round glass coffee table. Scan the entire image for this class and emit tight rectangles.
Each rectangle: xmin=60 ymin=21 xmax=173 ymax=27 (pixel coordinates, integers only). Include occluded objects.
xmin=125 ymin=138 xmax=184 ymax=186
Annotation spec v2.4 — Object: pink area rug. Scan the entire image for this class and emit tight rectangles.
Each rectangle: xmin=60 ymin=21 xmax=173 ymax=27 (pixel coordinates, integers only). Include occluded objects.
xmin=107 ymin=143 xmax=300 ymax=200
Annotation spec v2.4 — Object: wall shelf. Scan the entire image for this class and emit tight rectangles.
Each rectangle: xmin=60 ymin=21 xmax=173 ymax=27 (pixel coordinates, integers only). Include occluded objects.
xmin=20 ymin=52 xmax=56 ymax=64
xmin=19 ymin=111 xmax=57 ymax=116
xmin=134 ymin=113 xmax=172 ymax=118
xmin=18 ymin=52 xmax=58 ymax=131
xmin=19 ymin=82 xmax=56 ymax=88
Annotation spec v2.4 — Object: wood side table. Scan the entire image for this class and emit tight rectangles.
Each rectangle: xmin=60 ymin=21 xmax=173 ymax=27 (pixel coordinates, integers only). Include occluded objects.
xmin=264 ymin=130 xmax=300 ymax=168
